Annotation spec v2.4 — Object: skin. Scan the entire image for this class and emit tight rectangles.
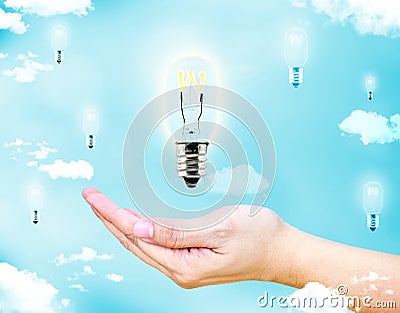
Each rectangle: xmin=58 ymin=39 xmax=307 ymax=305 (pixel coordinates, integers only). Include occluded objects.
xmin=83 ymin=188 xmax=400 ymax=313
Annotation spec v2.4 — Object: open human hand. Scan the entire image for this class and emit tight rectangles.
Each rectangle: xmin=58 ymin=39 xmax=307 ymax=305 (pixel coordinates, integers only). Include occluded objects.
xmin=82 ymin=188 xmax=291 ymax=288
xmin=83 ymin=188 xmax=400 ymax=312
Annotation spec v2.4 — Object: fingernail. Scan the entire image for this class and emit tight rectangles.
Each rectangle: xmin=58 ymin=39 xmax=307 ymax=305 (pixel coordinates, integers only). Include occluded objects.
xmin=133 ymin=220 xmax=154 ymax=238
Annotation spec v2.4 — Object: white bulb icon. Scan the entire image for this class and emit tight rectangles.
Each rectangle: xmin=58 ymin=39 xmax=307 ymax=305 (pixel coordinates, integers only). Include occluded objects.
xmin=365 ymin=76 xmax=376 ymax=100
xmin=284 ymin=27 xmax=309 ymax=89
xmin=27 ymin=185 xmax=44 ymax=225
xmin=51 ymin=25 xmax=68 ymax=64
xmin=363 ymin=181 xmax=383 ymax=232
xmin=83 ymin=108 xmax=100 ymax=149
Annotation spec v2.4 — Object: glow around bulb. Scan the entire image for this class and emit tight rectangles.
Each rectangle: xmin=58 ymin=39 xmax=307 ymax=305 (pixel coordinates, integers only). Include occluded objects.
xmin=363 ymin=181 xmax=383 ymax=232
xmin=27 ymin=185 xmax=44 ymax=225
xmin=284 ymin=27 xmax=309 ymax=88
xmin=82 ymin=108 xmax=100 ymax=149
xmin=365 ymin=76 xmax=376 ymax=100
xmin=51 ymin=25 xmax=68 ymax=64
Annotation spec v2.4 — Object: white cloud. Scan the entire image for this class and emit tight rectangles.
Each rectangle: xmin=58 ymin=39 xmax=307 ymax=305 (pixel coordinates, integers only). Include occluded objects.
xmin=292 ymin=0 xmax=400 ymax=37
xmin=61 ymin=298 xmax=71 ymax=307
xmin=291 ymin=0 xmax=307 ymax=8
xmin=339 ymin=110 xmax=400 ymax=145
xmin=350 ymin=271 xmax=390 ymax=284
xmin=53 ymin=247 xmax=113 ymax=266
xmin=4 ymin=139 xmax=32 ymax=161
xmin=16 ymin=51 xmax=37 ymax=60
xmin=209 ymin=164 xmax=270 ymax=195
xmin=28 ymin=142 xmax=58 ymax=160
xmin=27 ymin=50 xmax=38 ymax=58
xmin=3 ymin=138 xmax=31 ymax=148
xmin=27 ymin=161 xmax=38 ymax=167
xmin=0 ymin=262 xmax=58 ymax=313
xmin=69 ymin=284 xmax=88 ymax=292
xmin=105 ymin=273 xmax=124 ymax=283
xmin=0 ymin=53 xmax=9 ymax=59
xmin=67 ymin=265 xmax=96 ymax=281
xmin=3 ymin=52 xmax=53 ymax=83
xmin=386 ymin=290 xmax=394 ymax=295
xmin=370 ymin=284 xmax=378 ymax=291
xmin=3 ymin=139 xmax=59 ymax=163
xmin=4 ymin=0 xmax=94 ymax=17
xmin=83 ymin=265 xmax=96 ymax=275
xmin=38 ymin=159 xmax=94 ymax=180
xmin=0 ymin=8 xmax=28 ymax=34
xmin=288 ymin=282 xmax=351 ymax=313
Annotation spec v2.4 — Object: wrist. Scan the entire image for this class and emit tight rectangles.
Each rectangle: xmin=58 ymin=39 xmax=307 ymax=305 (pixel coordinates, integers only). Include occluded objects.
xmin=259 ymin=220 xmax=315 ymax=287
xmin=264 ymin=224 xmax=347 ymax=289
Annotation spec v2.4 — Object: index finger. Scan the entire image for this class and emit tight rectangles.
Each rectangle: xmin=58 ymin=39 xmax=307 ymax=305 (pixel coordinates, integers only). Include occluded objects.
xmin=83 ymin=188 xmax=140 ymax=237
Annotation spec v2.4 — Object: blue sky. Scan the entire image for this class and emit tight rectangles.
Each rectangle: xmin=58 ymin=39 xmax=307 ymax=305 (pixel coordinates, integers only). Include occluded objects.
xmin=1 ymin=0 xmax=400 ymax=312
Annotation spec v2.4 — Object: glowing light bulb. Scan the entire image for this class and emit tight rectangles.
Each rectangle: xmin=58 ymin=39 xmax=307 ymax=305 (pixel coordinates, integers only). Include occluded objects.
xmin=51 ymin=25 xmax=68 ymax=64
xmin=27 ymin=185 xmax=43 ymax=225
xmin=82 ymin=108 xmax=100 ymax=149
xmin=166 ymin=56 xmax=218 ymax=188
xmin=365 ymin=76 xmax=376 ymax=100
xmin=284 ymin=27 xmax=309 ymax=89
xmin=363 ymin=181 xmax=383 ymax=232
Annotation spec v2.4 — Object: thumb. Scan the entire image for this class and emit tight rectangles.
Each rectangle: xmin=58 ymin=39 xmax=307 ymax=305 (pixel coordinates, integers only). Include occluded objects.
xmin=132 ymin=219 xmax=218 ymax=249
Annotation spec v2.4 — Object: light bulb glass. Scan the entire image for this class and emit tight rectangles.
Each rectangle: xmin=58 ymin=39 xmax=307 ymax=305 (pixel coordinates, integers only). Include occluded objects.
xmin=284 ymin=27 xmax=309 ymax=88
xmin=363 ymin=181 xmax=383 ymax=232
xmin=82 ymin=108 xmax=100 ymax=149
xmin=51 ymin=25 xmax=68 ymax=64
xmin=164 ymin=56 xmax=219 ymax=129
xmin=163 ymin=56 xmax=220 ymax=188
xmin=27 ymin=185 xmax=43 ymax=224
xmin=166 ymin=56 xmax=218 ymax=141
xmin=365 ymin=76 xmax=376 ymax=100
xmin=180 ymin=96 xmax=202 ymax=142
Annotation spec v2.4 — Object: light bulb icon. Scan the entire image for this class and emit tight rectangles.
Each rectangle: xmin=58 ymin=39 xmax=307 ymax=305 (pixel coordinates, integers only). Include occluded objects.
xmin=82 ymin=108 xmax=100 ymax=149
xmin=51 ymin=25 xmax=68 ymax=64
xmin=165 ymin=56 xmax=218 ymax=188
xmin=363 ymin=181 xmax=383 ymax=232
xmin=176 ymin=91 xmax=209 ymax=188
xmin=27 ymin=185 xmax=43 ymax=225
xmin=365 ymin=76 xmax=376 ymax=100
xmin=284 ymin=27 xmax=309 ymax=89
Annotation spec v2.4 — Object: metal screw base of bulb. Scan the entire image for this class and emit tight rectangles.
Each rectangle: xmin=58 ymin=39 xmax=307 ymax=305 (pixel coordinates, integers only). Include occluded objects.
xmin=55 ymin=50 xmax=64 ymax=64
xmin=176 ymin=142 xmax=209 ymax=188
xmin=289 ymin=67 xmax=304 ymax=88
xmin=31 ymin=209 xmax=40 ymax=225
xmin=86 ymin=134 xmax=96 ymax=149
xmin=367 ymin=214 xmax=380 ymax=232
xmin=368 ymin=91 xmax=373 ymax=100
